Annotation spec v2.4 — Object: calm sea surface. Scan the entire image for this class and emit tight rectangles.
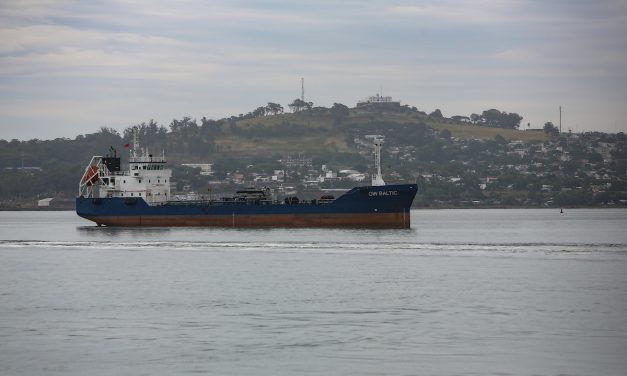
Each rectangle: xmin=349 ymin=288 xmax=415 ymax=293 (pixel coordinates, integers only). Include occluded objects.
xmin=1 ymin=209 xmax=626 ymax=375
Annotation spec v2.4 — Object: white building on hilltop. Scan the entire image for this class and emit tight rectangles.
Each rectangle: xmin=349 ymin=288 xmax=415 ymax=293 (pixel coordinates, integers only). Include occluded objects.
xmin=357 ymin=93 xmax=401 ymax=108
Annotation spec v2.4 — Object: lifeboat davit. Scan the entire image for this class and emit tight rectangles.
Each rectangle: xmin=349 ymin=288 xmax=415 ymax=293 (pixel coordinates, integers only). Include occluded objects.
xmin=82 ymin=165 xmax=99 ymax=186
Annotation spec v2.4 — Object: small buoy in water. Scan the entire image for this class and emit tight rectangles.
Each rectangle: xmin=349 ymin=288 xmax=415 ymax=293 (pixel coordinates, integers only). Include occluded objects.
xmin=560 ymin=208 xmax=563 ymax=214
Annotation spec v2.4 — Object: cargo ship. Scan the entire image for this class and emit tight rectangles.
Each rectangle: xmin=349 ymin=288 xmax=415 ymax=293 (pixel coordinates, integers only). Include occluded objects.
xmin=76 ymin=135 xmax=417 ymax=228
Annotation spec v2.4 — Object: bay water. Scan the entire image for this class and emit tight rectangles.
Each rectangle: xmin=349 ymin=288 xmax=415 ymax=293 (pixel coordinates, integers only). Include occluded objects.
xmin=1 ymin=209 xmax=626 ymax=375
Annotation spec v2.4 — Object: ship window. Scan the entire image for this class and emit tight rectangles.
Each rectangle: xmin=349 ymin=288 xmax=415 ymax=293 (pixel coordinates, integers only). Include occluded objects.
xmin=139 ymin=193 xmax=141 ymax=196
xmin=131 ymin=193 xmax=134 ymax=196
xmin=123 ymin=180 xmax=126 ymax=183
xmin=139 ymin=179 xmax=142 ymax=183
xmin=158 ymin=179 xmax=160 ymax=183
xmin=149 ymin=180 xmax=151 ymax=183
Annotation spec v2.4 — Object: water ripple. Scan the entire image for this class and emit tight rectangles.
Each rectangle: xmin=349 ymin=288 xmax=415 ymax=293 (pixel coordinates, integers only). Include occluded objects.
xmin=1 ymin=239 xmax=625 ymax=254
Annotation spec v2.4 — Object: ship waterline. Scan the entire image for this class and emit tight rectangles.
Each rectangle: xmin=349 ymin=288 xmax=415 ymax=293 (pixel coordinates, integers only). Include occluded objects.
xmin=80 ymin=212 xmax=410 ymax=228
xmin=76 ymin=184 xmax=417 ymax=229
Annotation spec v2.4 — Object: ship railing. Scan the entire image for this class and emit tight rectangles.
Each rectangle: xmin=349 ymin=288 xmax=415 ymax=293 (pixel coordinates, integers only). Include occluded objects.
xmin=109 ymin=171 xmax=131 ymax=176
xmin=129 ymin=156 xmax=166 ymax=163
xmin=159 ymin=198 xmax=331 ymax=206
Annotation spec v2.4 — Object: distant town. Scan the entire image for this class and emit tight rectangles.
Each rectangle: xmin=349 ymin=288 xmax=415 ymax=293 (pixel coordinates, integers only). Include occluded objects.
xmin=169 ymin=130 xmax=625 ymax=209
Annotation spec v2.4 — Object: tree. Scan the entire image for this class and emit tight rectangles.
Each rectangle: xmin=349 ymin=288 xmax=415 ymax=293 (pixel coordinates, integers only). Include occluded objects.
xmin=123 ymin=120 xmax=167 ymax=150
xmin=543 ymin=122 xmax=559 ymax=137
xmin=472 ymin=109 xmax=522 ymax=129
xmin=200 ymin=117 xmax=223 ymax=134
xmin=330 ymin=103 xmax=349 ymax=124
xmin=429 ymin=109 xmax=443 ymax=118
xmin=98 ymin=127 xmax=120 ymax=136
xmin=588 ymin=151 xmax=603 ymax=163
xmin=252 ymin=106 xmax=266 ymax=117
xmin=504 ymin=112 xmax=523 ymax=129
xmin=169 ymin=116 xmax=197 ymax=133
xmin=288 ymin=98 xmax=313 ymax=112
xmin=265 ymin=102 xmax=283 ymax=115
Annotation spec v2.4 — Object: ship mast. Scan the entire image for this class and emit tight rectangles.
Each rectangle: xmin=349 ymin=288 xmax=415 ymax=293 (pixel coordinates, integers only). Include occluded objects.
xmin=131 ymin=130 xmax=139 ymax=160
xmin=370 ymin=135 xmax=386 ymax=186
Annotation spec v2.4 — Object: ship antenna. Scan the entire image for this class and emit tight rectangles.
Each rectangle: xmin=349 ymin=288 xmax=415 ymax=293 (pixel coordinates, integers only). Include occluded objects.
xmin=301 ymin=77 xmax=305 ymax=102
xmin=372 ymin=136 xmax=386 ymax=186
xmin=132 ymin=129 xmax=139 ymax=159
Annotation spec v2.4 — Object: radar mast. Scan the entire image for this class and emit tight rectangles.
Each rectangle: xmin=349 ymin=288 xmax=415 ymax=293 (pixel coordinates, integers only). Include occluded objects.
xmin=366 ymin=135 xmax=386 ymax=186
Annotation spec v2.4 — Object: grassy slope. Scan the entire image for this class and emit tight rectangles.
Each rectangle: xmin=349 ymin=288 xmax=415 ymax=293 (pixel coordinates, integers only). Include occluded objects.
xmin=427 ymin=121 xmax=547 ymax=141
xmin=216 ymin=135 xmax=350 ymax=154
xmin=216 ymin=109 xmax=546 ymax=155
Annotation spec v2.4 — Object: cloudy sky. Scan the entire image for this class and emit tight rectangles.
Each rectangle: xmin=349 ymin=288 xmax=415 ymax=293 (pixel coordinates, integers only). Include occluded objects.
xmin=1 ymin=0 xmax=626 ymax=140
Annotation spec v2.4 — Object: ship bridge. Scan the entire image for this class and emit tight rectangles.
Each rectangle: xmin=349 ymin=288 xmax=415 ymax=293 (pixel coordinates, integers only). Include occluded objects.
xmin=79 ymin=134 xmax=172 ymax=205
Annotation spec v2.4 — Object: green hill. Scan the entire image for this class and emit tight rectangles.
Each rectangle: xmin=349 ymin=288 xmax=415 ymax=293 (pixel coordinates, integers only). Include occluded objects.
xmin=223 ymin=107 xmax=545 ymax=155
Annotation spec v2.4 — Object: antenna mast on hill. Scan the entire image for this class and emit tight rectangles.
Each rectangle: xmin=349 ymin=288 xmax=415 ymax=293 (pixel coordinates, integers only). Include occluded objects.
xmin=559 ymin=105 xmax=562 ymax=133
xmin=301 ymin=77 xmax=305 ymax=101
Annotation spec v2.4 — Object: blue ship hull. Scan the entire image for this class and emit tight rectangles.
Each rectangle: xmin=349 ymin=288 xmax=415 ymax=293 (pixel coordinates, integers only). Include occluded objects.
xmin=76 ymin=184 xmax=417 ymax=228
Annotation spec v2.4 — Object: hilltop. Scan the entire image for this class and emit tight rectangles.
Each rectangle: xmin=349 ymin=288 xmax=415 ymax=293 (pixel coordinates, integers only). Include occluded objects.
xmin=223 ymin=107 xmax=546 ymax=156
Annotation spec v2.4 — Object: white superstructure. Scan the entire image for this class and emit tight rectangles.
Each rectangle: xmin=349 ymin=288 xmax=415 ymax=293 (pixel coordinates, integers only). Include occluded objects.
xmin=78 ymin=135 xmax=172 ymax=205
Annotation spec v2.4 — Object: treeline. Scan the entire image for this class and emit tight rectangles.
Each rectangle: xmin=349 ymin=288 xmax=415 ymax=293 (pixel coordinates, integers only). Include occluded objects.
xmin=447 ymin=109 xmax=523 ymax=129
xmin=1 ymin=100 xmax=597 ymax=205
